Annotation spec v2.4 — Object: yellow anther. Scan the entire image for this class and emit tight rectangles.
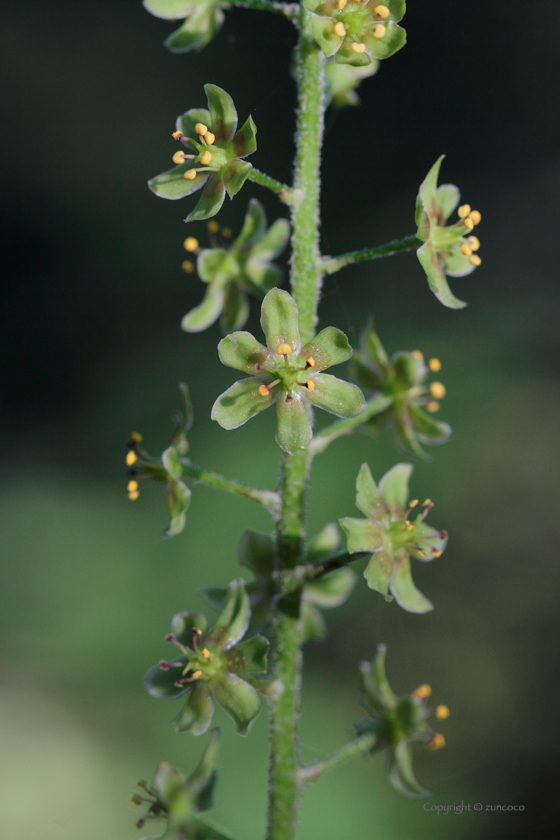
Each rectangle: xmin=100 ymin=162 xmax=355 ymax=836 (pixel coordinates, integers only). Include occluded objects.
xmin=336 ymin=0 xmax=347 ymax=8
xmin=258 ymin=384 xmax=270 ymax=397
xmin=430 ymin=381 xmax=446 ymax=399
xmin=352 ymin=41 xmax=367 ymax=53
xmin=405 ymin=520 xmax=414 ymax=531
xmin=126 ymin=451 xmax=138 ymax=466
xmin=423 ymin=499 xmax=432 ymax=506
xmin=409 ymin=499 xmax=419 ymax=508
xmin=128 ymin=480 xmax=139 ymax=492
xmin=207 ymin=221 xmax=220 ymax=233
xmin=130 ymin=432 xmax=143 ymax=444
xmin=372 ymin=24 xmax=386 ymax=38
xmin=193 ymin=628 xmax=202 ymax=635
xmin=426 ymin=400 xmax=440 ymax=413
xmin=412 ymin=684 xmax=432 ymax=699
xmin=460 ymin=243 xmax=472 ymax=257
xmin=128 ymin=490 xmax=140 ymax=501
xmin=411 ymin=349 xmax=424 ymax=361
xmin=427 ymin=733 xmax=445 ymax=750
xmin=418 ymin=549 xmax=427 ymax=557
xmin=464 ymin=217 xmax=474 ymax=230
xmin=458 ymin=204 xmax=471 ymax=219
xmin=306 ymin=357 xmax=316 ymax=367
xmin=194 ymin=123 xmax=208 ymax=136
xmin=307 ymin=380 xmax=315 ymax=390
xmin=184 ymin=236 xmax=199 ymax=252
xmin=469 ymin=254 xmax=482 ymax=267
xmin=436 ymin=704 xmax=450 ymax=720
xmin=468 ymin=209 xmax=481 ymax=225
xmin=172 ymin=130 xmax=183 ymax=140
xmin=428 ymin=357 xmax=441 ymax=372
xmin=374 ymin=4 xmax=390 ymax=18
xmin=204 ymin=131 xmax=216 ymax=145
xmin=172 ymin=151 xmax=186 ymax=165
xmin=277 ymin=343 xmax=292 ymax=355
xmin=468 ymin=235 xmax=481 ymax=251
xmin=184 ymin=169 xmax=197 ymax=181
xmin=181 ymin=260 xmax=195 ymax=273
xmin=222 ymin=227 xmax=233 ymax=238
xmin=202 ymin=648 xmax=211 ymax=659
xmin=334 ymin=22 xmax=347 ymax=37
xmin=432 ymin=549 xmax=443 ymax=558
xmin=191 ymin=670 xmax=203 ymax=679
xmin=200 ymin=150 xmax=212 ymax=166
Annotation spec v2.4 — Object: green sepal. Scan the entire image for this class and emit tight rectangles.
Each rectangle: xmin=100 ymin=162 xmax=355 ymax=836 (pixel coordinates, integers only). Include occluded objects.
xmin=378 ymin=462 xmax=412 ymax=514
xmin=339 ymin=517 xmax=384 ymax=553
xmin=177 ymin=108 xmax=212 ymax=143
xmin=166 ymin=6 xmax=224 ymax=54
xmin=224 ymin=635 xmax=269 ymax=674
xmin=276 ymin=392 xmax=312 ymax=455
xmin=364 ymin=549 xmax=393 ymax=598
xmin=143 ymin=0 xmax=195 ymax=19
xmin=325 ymin=58 xmax=378 ymax=109
xmin=361 ymin=19 xmax=406 ymax=61
xmin=436 ymin=183 xmax=460 ymax=221
xmin=145 ymin=656 xmax=189 ymax=699
xmin=217 ymin=331 xmax=270 ymax=374
xmin=223 ymin=159 xmax=253 ymax=200
xmin=233 ymin=198 xmax=267 ymax=250
xmin=181 ymin=282 xmax=225 ymax=333
xmin=213 ymin=674 xmax=262 ymax=736
xmin=207 ymin=579 xmax=250 ymax=651
xmin=174 ymin=682 xmax=215 ymax=735
xmin=301 ymin=602 xmax=328 ymax=642
xmin=304 ymin=567 xmax=357 ymax=608
xmin=232 ymin=116 xmax=258 ymax=159
xmin=187 ymin=727 xmax=221 ymax=811
xmin=417 ymin=155 xmax=444 ymax=229
xmin=305 ymin=374 xmax=367 ymax=418
xmin=363 ymin=323 xmax=390 ymax=369
xmin=237 ymin=530 xmax=275 ymax=576
xmin=393 ymin=352 xmax=424 ymax=389
xmin=211 ymin=376 xmax=276 ymax=430
xmin=248 ymin=217 xmax=290 ymax=262
xmin=389 ymin=740 xmax=431 ymax=798
xmin=417 ymin=241 xmax=466 ymax=309
xmin=171 ymin=611 xmax=209 ymax=645
xmin=244 ymin=263 xmax=281 ymax=295
xmin=187 ymin=173 xmax=226 ymax=222
xmin=311 ymin=17 xmax=342 ymax=58
xmin=153 ymin=761 xmax=186 ymax=807
xmin=171 ymin=382 xmax=194 ymax=454
xmin=355 ymin=462 xmax=389 ymax=520
xmin=444 ymin=248 xmax=476 ymax=278
xmin=408 ymin=404 xmax=451 ymax=445
xmin=220 ymin=284 xmax=250 ymax=333
xmin=300 ymin=326 xmax=352 ymax=372
xmin=198 ymin=587 xmax=229 ymax=612
xmin=261 ymin=288 xmax=301 ymax=354
xmin=197 ymin=248 xmax=229 ymax=282
xmin=307 ymin=523 xmax=341 ymax=562
xmin=360 ymin=644 xmax=397 ymax=715
xmin=161 ymin=473 xmax=191 ymax=538
xmin=413 ymin=521 xmax=447 ymax=558
xmin=335 ymin=38 xmax=372 ymax=68
xmin=205 ymin=84 xmax=238 ymax=145
xmin=390 ymin=554 xmax=433 ymax=614
xmin=149 ymin=164 xmax=209 ymax=200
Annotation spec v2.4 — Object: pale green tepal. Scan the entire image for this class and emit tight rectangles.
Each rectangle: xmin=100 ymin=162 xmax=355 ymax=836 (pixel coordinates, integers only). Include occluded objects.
xmin=211 ymin=288 xmax=367 ymax=455
xmin=148 ymin=84 xmax=257 ymax=221
xmin=324 ymin=56 xmax=379 ymax=107
xmin=143 ymin=0 xmax=224 ymax=54
xmin=415 ymin=155 xmax=483 ymax=309
xmin=340 ymin=462 xmax=447 ymax=613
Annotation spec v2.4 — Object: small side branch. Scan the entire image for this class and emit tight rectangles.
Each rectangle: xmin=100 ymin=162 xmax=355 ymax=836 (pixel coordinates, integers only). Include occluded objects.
xmin=182 ymin=463 xmax=280 ymax=518
xmin=195 ymin=815 xmax=245 ymax=840
xmin=228 ymin=0 xmax=300 ymax=21
xmin=308 ymin=393 xmax=392 ymax=457
xmin=248 ymin=168 xmax=301 ymax=206
xmin=298 ymin=733 xmax=378 ymax=785
xmin=321 ymin=235 xmax=422 ymax=276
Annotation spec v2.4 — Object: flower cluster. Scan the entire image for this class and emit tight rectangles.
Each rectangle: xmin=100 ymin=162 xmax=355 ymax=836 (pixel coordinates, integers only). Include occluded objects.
xmin=149 ymin=85 xmax=257 ymax=221
xmin=355 ymin=645 xmax=449 ymax=797
xmin=212 ymin=288 xmax=367 ymax=454
xmin=145 ymin=580 xmax=269 ymax=736
xmin=415 ymin=155 xmax=482 ymax=309
xmin=340 ymin=462 xmax=447 ymax=613
xmin=143 ymin=0 xmax=224 ymax=55
xmin=305 ymin=0 xmax=406 ymax=67
xmin=181 ymin=199 xmax=290 ymax=333
xmin=351 ymin=324 xmax=451 ymax=458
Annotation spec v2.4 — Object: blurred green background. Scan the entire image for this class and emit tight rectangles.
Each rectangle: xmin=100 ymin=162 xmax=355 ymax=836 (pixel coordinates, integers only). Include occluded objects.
xmin=1 ymin=1 xmax=559 ymax=838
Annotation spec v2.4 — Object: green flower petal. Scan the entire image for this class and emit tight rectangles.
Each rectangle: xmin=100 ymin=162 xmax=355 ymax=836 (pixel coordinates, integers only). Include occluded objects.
xmin=223 ymin=159 xmax=253 ymax=199
xmin=211 ymin=376 xmax=276 ymax=430
xmin=187 ymin=728 xmax=221 ymax=812
xmin=386 ymin=0 xmax=406 ymax=22
xmin=143 ymin=0 xmax=195 ymax=20
xmin=233 ymin=199 xmax=267 ymax=251
xmin=276 ymin=391 xmax=312 ymax=455
xmin=301 ymin=602 xmax=328 ymax=642
xmin=248 ymin=217 xmax=290 ymax=261
xmin=443 ymin=248 xmax=476 ymax=278
xmin=364 ymin=549 xmax=393 ymax=598
xmin=362 ymin=323 xmax=390 ymax=369
xmin=145 ymin=656 xmax=189 ymax=699
xmin=413 ymin=521 xmax=447 ymax=558
xmin=361 ymin=20 xmax=406 ymax=61
xmin=335 ymin=38 xmax=372 ymax=68
xmin=198 ymin=586 xmax=229 ymax=612
xmin=205 ymin=84 xmax=238 ymax=145
xmin=217 ymin=331 xmax=271 ymax=374
xmin=186 ymin=173 xmax=226 ymax=222
xmin=207 ymin=579 xmax=250 ymax=651
xmin=305 ymin=567 xmax=357 ymax=608
xmin=417 ymin=155 xmax=444 ymax=221
xmin=409 ymin=404 xmax=451 ymax=445
xmin=393 ymin=352 xmax=424 ymax=389
xmin=174 ymin=682 xmax=215 ymax=735
xmin=176 ymin=108 xmax=212 ymax=142
xmin=392 ymin=403 xmax=427 ymax=459
xmin=153 ymin=761 xmax=186 ymax=808
xmin=213 ymin=674 xmax=262 ymax=736
xmin=359 ymin=644 xmax=397 ymax=714
xmin=220 ymin=284 xmax=250 ymax=333
xmin=165 ymin=5 xmax=224 ymax=54
xmin=149 ymin=164 xmax=209 ymax=200
xmin=390 ymin=740 xmax=431 ymax=798
xmin=171 ymin=611 xmax=208 ymax=645
xmin=244 ymin=263 xmax=282 ymax=295
xmin=435 ymin=183 xmax=460 ymax=221
xmin=312 ymin=17 xmax=342 ymax=58
xmin=390 ymin=553 xmax=433 ymax=614
xmin=417 ymin=241 xmax=466 ymax=309
xmin=261 ymin=288 xmax=301 ymax=354
xmin=378 ymin=463 xmax=412 ymax=513
xmin=300 ymin=326 xmax=352 ymax=372
xmin=163 ymin=477 xmax=192 ymax=537
xmin=339 ymin=517 xmax=384 ymax=553
xmin=355 ymin=462 xmax=389 ymax=520
xmin=224 ymin=635 xmax=269 ymax=674
xmin=197 ymin=248 xmax=229 ymax=282
xmin=307 ymin=523 xmax=341 ymax=561
xmin=232 ymin=116 xmax=258 ymax=159
xmin=237 ymin=530 xmax=275 ymax=576
xmin=305 ymin=373 xmax=367 ymax=417
xmin=181 ymin=282 xmax=225 ymax=333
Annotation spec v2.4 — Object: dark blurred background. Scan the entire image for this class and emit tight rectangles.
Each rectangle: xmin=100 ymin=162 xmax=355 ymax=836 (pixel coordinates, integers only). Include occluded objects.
xmin=1 ymin=1 xmax=559 ymax=838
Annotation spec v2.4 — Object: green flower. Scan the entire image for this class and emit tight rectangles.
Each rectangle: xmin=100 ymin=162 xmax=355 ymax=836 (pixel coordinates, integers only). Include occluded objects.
xmin=415 ymin=155 xmax=483 ymax=309
xmin=143 ymin=0 xmax=224 ymax=55
xmin=145 ymin=580 xmax=269 ymax=736
xmin=126 ymin=383 xmax=193 ymax=537
xmin=149 ymin=84 xmax=257 ymax=221
xmin=211 ymin=288 xmax=367 ymax=455
xmin=351 ymin=324 xmax=451 ymax=458
xmin=133 ymin=729 xmax=224 ymax=838
xmin=355 ymin=645 xmax=449 ymax=797
xmin=340 ymin=462 xmax=447 ymax=613
xmin=182 ymin=200 xmax=290 ymax=333
xmin=325 ymin=56 xmax=379 ymax=107
xmin=304 ymin=0 xmax=406 ymax=67
xmin=200 ymin=524 xmax=357 ymax=643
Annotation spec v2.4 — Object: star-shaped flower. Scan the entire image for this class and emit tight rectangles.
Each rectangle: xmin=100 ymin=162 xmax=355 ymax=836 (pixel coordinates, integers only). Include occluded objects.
xmin=143 ymin=0 xmax=224 ymax=55
xmin=304 ymin=0 xmax=406 ymax=67
xmin=145 ymin=580 xmax=269 ymax=736
xmin=340 ymin=462 xmax=447 ymax=613
xmin=211 ymin=288 xmax=367 ymax=454
xmin=415 ymin=155 xmax=483 ymax=309
xmin=149 ymin=84 xmax=257 ymax=221
xmin=182 ymin=199 xmax=290 ymax=333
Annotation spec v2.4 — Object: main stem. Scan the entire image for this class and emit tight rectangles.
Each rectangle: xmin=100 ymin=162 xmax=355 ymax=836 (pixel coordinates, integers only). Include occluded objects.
xmin=267 ymin=8 xmax=325 ymax=840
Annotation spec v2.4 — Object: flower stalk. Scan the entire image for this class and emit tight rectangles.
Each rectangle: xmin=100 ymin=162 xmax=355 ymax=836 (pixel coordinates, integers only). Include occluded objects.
xmin=321 ymin=234 xmax=422 ymax=275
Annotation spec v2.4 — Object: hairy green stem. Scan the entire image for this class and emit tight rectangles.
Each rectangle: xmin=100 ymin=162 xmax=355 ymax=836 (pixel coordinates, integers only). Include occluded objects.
xmin=228 ymin=0 xmax=300 ymax=20
xmin=321 ymin=235 xmax=422 ymax=276
xmin=248 ymin=168 xmax=299 ymax=205
xmin=298 ymin=733 xmax=378 ymax=785
xmin=181 ymin=463 xmax=280 ymax=517
xmin=308 ymin=393 xmax=392 ymax=456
